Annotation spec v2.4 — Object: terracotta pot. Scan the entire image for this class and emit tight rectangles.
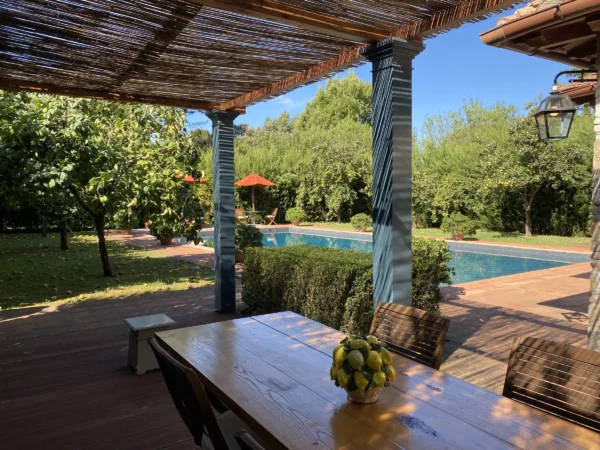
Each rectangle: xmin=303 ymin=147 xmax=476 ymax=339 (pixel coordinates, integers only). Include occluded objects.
xmin=121 ymin=228 xmax=132 ymax=235
xmin=235 ymin=251 xmax=244 ymax=263
xmin=453 ymin=232 xmax=464 ymax=241
xmin=291 ymin=220 xmax=301 ymax=226
xmin=159 ymin=237 xmax=173 ymax=246
xmin=346 ymin=387 xmax=383 ymax=404
xmin=355 ymin=226 xmax=367 ymax=232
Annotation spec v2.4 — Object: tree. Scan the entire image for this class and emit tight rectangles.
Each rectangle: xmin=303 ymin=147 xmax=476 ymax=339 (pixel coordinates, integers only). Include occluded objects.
xmin=295 ymin=120 xmax=372 ymax=221
xmin=189 ymin=128 xmax=212 ymax=153
xmin=294 ymin=71 xmax=372 ymax=131
xmin=0 ymin=91 xmax=80 ymax=247
xmin=483 ymin=117 xmax=587 ymax=236
xmin=0 ymin=91 xmax=200 ymax=276
xmin=413 ymin=100 xmax=518 ymax=227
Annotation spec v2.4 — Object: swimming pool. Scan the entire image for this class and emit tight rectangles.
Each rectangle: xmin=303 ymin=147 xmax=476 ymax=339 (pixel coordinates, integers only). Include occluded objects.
xmin=259 ymin=232 xmax=570 ymax=284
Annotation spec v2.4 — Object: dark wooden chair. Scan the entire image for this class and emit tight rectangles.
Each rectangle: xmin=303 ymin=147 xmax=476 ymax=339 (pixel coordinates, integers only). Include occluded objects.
xmin=235 ymin=430 xmax=267 ymax=450
xmin=149 ymin=338 xmax=263 ymax=450
xmin=369 ymin=302 xmax=451 ymax=370
xmin=503 ymin=336 xmax=600 ymax=433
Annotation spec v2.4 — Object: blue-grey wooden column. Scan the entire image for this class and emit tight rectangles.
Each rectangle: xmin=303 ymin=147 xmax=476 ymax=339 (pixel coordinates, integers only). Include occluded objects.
xmin=361 ymin=38 xmax=424 ymax=307
xmin=207 ymin=110 xmax=240 ymax=313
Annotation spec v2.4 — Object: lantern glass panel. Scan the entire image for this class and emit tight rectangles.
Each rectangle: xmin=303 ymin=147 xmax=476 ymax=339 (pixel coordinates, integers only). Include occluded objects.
xmin=547 ymin=111 xmax=574 ymax=139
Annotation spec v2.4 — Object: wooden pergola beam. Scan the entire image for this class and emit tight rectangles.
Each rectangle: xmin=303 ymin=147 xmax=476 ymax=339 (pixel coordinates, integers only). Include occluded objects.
xmin=0 ymin=78 xmax=245 ymax=113
xmin=216 ymin=0 xmax=519 ymax=109
xmin=184 ymin=0 xmax=388 ymax=43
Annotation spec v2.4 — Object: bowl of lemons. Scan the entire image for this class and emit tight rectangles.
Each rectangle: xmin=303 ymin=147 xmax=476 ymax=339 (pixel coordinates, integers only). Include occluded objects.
xmin=330 ymin=334 xmax=396 ymax=404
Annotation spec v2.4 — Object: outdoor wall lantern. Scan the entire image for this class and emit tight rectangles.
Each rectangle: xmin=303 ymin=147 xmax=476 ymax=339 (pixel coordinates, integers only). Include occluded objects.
xmin=535 ymin=70 xmax=594 ymax=142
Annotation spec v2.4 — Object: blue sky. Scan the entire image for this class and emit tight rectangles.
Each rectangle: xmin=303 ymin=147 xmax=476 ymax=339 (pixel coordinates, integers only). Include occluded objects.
xmin=187 ymin=9 xmax=569 ymax=133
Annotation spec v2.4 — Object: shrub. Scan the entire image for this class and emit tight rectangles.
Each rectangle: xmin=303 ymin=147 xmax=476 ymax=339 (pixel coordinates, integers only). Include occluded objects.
xmin=350 ymin=213 xmax=372 ymax=231
xmin=149 ymin=216 xmax=202 ymax=245
xmin=242 ymin=238 xmax=453 ymax=333
xmin=235 ymin=224 xmax=263 ymax=253
xmin=412 ymin=238 xmax=454 ymax=315
xmin=149 ymin=221 xmax=177 ymax=240
xmin=112 ymin=210 xmax=138 ymax=231
xmin=286 ymin=207 xmax=307 ymax=225
xmin=441 ymin=213 xmax=478 ymax=240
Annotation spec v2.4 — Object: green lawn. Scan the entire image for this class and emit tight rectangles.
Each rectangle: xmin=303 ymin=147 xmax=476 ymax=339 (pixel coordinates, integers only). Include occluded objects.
xmin=412 ymin=228 xmax=590 ymax=248
xmin=0 ymin=233 xmax=213 ymax=310
xmin=301 ymin=222 xmax=589 ymax=248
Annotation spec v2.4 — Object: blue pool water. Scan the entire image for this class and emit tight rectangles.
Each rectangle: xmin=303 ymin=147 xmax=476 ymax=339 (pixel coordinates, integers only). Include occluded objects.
xmin=260 ymin=232 xmax=569 ymax=284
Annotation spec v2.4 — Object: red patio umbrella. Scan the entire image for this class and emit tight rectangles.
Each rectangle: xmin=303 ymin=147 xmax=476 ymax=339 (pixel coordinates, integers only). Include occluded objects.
xmin=234 ymin=173 xmax=276 ymax=211
xmin=180 ymin=175 xmax=207 ymax=184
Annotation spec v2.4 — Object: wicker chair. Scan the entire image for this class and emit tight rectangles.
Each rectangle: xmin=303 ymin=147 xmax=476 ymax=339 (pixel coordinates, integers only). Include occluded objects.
xmin=503 ymin=336 xmax=600 ymax=433
xmin=369 ymin=302 xmax=451 ymax=370
xmin=149 ymin=338 xmax=264 ymax=450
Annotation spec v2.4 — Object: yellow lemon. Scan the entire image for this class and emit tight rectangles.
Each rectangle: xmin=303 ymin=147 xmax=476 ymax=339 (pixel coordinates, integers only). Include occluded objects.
xmin=332 ymin=343 xmax=344 ymax=357
xmin=366 ymin=335 xmax=379 ymax=345
xmin=386 ymin=365 xmax=396 ymax=382
xmin=379 ymin=347 xmax=392 ymax=366
xmin=334 ymin=347 xmax=348 ymax=369
xmin=337 ymin=369 xmax=351 ymax=388
xmin=348 ymin=350 xmax=364 ymax=370
xmin=330 ymin=365 xmax=338 ymax=381
xmin=354 ymin=371 xmax=369 ymax=391
xmin=350 ymin=339 xmax=369 ymax=350
xmin=366 ymin=351 xmax=383 ymax=371
xmin=373 ymin=370 xmax=387 ymax=387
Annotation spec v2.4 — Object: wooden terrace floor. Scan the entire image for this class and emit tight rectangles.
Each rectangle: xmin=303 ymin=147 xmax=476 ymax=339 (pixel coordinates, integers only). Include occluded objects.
xmin=0 ymin=286 xmax=240 ymax=450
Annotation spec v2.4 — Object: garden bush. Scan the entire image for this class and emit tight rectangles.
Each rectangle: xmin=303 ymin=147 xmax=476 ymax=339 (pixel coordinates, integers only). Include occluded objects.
xmin=235 ymin=224 xmax=263 ymax=253
xmin=350 ymin=213 xmax=372 ymax=231
xmin=441 ymin=213 xmax=478 ymax=240
xmin=242 ymin=238 xmax=453 ymax=334
xmin=412 ymin=238 xmax=454 ymax=314
xmin=285 ymin=207 xmax=307 ymax=225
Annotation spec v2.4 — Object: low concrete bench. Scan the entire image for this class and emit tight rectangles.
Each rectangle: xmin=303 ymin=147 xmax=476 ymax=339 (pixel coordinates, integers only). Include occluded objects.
xmin=124 ymin=314 xmax=176 ymax=375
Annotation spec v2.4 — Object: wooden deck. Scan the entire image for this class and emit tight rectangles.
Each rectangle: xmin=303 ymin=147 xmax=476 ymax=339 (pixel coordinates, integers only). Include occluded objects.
xmin=440 ymin=284 xmax=587 ymax=394
xmin=0 ymin=286 xmax=239 ymax=450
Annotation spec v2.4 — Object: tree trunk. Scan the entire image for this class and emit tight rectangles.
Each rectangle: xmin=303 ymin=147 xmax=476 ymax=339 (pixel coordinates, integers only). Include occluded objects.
xmin=589 ymin=36 xmax=600 ymax=352
xmin=525 ymin=200 xmax=533 ymax=237
xmin=524 ymin=188 xmax=538 ymax=237
xmin=41 ymin=216 xmax=48 ymax=238
xmin=58 ymin=221 xmax=69 ymax=251
xmin=94 ymin=213 xmax=113 ymax=277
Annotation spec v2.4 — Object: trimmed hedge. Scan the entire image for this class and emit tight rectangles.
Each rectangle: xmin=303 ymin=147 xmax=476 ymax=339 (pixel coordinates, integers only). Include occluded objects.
xmin=242 ymin=238 xmax=453 ymax=334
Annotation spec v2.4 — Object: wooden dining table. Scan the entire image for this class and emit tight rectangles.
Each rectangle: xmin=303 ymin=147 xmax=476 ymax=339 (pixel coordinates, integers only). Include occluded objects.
xmin=156 ymin=311 xmax=599 ymax=450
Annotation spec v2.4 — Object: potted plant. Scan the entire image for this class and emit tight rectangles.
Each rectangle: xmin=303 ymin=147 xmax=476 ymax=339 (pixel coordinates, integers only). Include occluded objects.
xmin=149 ymin=222 xmax=178 ymax=245
xmin=350 ymin=213 xmax=372 ymax=232
xmin=235 ymin=224 xmax=263 ymax=263
xmin=330 ymin=334 xmax=396 ymax=404
xmin=440 ymin=213 xmax=478 ymax=240
xmin=285 ymin=207 xmax=307 ymax=226
xmin=113 ymin=210 xmax=138 ymax=235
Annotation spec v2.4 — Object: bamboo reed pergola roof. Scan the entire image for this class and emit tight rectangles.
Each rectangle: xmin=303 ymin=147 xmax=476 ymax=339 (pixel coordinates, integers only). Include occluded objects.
xmin=1 ymin=0 xmax=520 ymax=112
